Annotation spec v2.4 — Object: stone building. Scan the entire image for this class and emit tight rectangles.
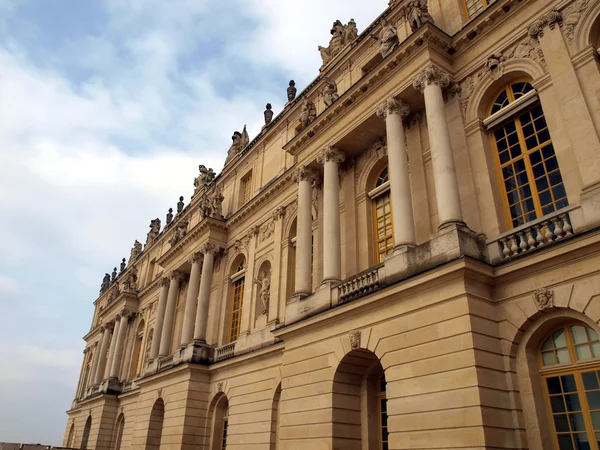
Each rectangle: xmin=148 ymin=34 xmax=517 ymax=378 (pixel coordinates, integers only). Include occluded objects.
xmin=63 ymin=0 xmax=600 ymax=449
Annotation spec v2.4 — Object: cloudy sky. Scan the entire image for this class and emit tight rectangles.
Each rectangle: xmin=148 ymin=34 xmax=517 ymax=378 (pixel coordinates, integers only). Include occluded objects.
xmin=0 ymin=0 xmax=387 ymax=445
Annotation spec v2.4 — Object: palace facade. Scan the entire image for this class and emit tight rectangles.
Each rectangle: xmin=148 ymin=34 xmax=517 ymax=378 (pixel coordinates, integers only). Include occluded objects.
xmin=63 ymin=0 xmax=600 ymax=449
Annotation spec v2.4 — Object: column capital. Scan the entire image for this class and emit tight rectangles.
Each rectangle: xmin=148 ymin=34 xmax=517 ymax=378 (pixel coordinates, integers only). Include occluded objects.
xmin=528 ymin=10 xmax=561 ymax=39
xmin=376 ymin=97 xmax=410 ymax=120
xmin=413 ymin=65 xmax=450 ymax=92
xmin=199 ymin=242 xmax=221 ymax=256
xmin=271 ymin=206 xmax=286 ymax=221
xmin=317 ymin=146 xmax=345 ymax=165
xmin=159 ymin=277 xmax=170 ymax=288
xmin=292 ymin=165 xmax=318 ymax=184
xmin=188 ymin=252 xmax=203 ymax=265
xmin=169 ymin=270 xmax=184 ymax=282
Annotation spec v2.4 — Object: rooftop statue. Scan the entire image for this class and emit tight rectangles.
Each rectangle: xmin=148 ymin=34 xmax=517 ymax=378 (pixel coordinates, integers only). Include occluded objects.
xmin=264 ymin=103 xmax=274 ymax=126
xmin=318 ymin=19 xmax=359 ymax=69
xmin=287 ymin=80 xmax=297 ymax=103
xmin=405 ymin=0 xmax=432 ymax=32
xmin=123 ymin=267 xmax=138 ymax=293
xmin=194 ymin=165 xmax=216 ymax=194
xmin=225 ymin=125 xmax=250 ymax=165
xmin=177 ymin=196 xmax=185 ymax=214
xmin=111 ymin=267 xmax=117 ymax=282
xmin=146 ymin=218 xmax=161 ymax=245
xmin=166 ymin=207 xmax=173 ymax=225
xmin=129 ymin=240 xmax=142 ymax=262
xmin=322 ymin=79 xmax=339 ymax=107
xmin=120 ymin=258 xmax=126 ymax=273
xmin=100 ymin=273 xmax=110 ymax=294
xmin=379 ymin=18 xmax=399 ymax=58
xmin=299 ymin=99 xmax=317 ymax=130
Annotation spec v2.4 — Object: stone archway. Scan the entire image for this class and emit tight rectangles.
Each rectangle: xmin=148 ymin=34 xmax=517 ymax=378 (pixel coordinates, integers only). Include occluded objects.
xmin=145 ymin=398 xmax=165 ymax=450
xmin=81 ymin=416 xmax=92 ymax=450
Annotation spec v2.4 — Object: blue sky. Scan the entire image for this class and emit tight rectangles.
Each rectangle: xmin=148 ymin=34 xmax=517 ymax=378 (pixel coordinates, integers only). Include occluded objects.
xmin=0 ymin=0 xmax=386 ymax=444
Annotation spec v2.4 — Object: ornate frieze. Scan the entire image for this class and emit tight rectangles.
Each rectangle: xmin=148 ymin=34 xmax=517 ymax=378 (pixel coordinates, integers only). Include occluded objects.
xmin=376 ymin=97 xmax=410 ymax=120
xmin=260 ymin=221 xmax=275 ymax=242
xmin=271 ymin=206 xmax=286 ymax=221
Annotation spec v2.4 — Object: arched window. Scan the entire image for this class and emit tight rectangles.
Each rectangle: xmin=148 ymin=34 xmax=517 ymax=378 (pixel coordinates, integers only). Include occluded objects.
xmin=370 ymin=166 xmax=393 ymax=263
xmin=211 ymin=395 xmax=229 ymax=450
xmin=378 ymin=374 xmax=389 ymax=450
xmin=112 ymin=414 xmax=125 ymax=450
xmin=81 ymin=416 xmax=92 ymax=450
xmin=146 ymin=398 xmax=165 ymax=450
xmin=66 ymin=423 xmax=75 ymax=448
xmin=229 ymin=257 xmax=246 ymax=343
xmin=489 ymin=81 xmax=567 ymax=229
xmin=270 ymin=384 xmax=282 ymax=450
xmin=539 ymin=324 xmax=600 ymax=448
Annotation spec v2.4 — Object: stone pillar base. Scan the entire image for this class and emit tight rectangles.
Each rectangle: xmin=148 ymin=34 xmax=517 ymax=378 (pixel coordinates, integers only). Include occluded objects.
xmin=101 ymin=378 xmax=122 ymax=395
xmin=173 ymin=341 xmax=214 ymax=365
xmin=286 ymin=282 xmax=339 ymax=324
xmin=579 ymin=181 xmax=600 ymax=231
xmin=144 ymin=358 xmax=159 ymax=376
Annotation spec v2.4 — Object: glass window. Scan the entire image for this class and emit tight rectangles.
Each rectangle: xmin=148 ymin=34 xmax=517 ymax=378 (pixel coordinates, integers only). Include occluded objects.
xmin=540 ymin=324 xmax=600 ymax=449
xmin=229 ymin=259 xmax=245 ymax=343
xmin=372 ymin=166 xmax=394 ymax=263
xmin=378 ymin=373 xmax=389 ymax=450
xmin=464 ymin=0 xmax=495 ymax=20
xmin=490 ymin=81 xmax=567 ymax=229
xmin=240 ymin=172 xmax=253 ymax=206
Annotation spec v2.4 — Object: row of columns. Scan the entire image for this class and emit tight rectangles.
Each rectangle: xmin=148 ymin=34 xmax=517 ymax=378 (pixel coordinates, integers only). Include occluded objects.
xmin=293 ymin=64 xmax=464 ymax=296
xmin=91 ymin=311 xmax=132 ymax=386
xmin=149 ymin=242 xmax=220 ymax=362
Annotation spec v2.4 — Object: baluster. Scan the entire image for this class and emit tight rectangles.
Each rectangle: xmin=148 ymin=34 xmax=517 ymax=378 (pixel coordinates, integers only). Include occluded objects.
xmin=500 ymin=238 xmax=510 ymax=258
xmin=509 ymin=236 xmax=519 ymax=256
xmin=553 ymin=217 xmax=564 ymax=240
xmin=544 ymin=221 xmax=554 ymax=243
xmin=526 ymin=229 xmax=536 ymax=249
xmin=518 ymin=232 xmax=528 ymax=252
xmin=561 ymin=214 xmax=573 ymax=236
xmin=536 ymin=225 xmax=545 ymax=247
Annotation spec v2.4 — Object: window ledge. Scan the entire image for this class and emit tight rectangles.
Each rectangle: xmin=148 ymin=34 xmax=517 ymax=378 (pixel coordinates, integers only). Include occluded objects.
xmin=484 ymin=90 xmax=538 ymax=130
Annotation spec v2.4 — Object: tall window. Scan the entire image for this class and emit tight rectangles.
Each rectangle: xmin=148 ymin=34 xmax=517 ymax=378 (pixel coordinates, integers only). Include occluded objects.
xmin=229 ymin=259 xmax=245 ymax=343
xmin=240 ymin=172 xmax=253 ymax=206
xmin=221 ymin=407 xmax=229 ymax=450
xmin=379 ymin=374 xmax=389 ymax=450
xmin=489 ymin=81 xmax=567 ymax=229
xmin=371 ymin=166 xmax=394 ymax=263
xmin=463 ymin=0 xmax=494 ymax=19
xmin=540 ymin=324 xmax=600 ymax=449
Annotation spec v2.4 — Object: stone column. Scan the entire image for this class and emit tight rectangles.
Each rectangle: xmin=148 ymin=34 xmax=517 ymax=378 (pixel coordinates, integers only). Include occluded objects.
xmin=87 ymin=342 xmax=99 ymax=391
xmin=104 ymin=319 xmax=118 ymax=379
xmin=180 ymin=253 xmax=202 ymax=347
xmin=413 ymin=65 xmax=464 ymax=228
xmin=193 ymin=243 xmax=219 ymax=342
xmin=317 ymin=147 xmax=345 ymax=282
xmin=268 ymin=207 xmax=286 ymax=321
xmin=293 ymin=166 xmax=318 ymax=297
xmin=150 ymin=278 xmax=170 ymax=360
xmin=159 ymin=271 xmax=183 ymax=357
xmin=75 ymin=348 xmax=88 ymax=399
xmin=93 ymin=325 xmax=111 ymax=385
xmin=109 ymin=313 xmax=129 ymax=379
xmin=376 ymin=97 xmax=416 ymax=248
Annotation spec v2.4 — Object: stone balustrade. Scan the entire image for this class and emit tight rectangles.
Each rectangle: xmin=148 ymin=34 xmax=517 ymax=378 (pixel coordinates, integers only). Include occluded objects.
xmin=157 ymin=355 xmax=174 ymax=371
xmin=488 ymin=208 xmax=575 ymax=263
xmin=338 ymin=266 xmax=382 ymax=302
xmin=214 ymin=342 xmax=236 ymax=362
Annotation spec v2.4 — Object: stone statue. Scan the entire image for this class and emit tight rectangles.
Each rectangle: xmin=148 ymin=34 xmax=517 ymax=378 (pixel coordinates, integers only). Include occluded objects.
xmin=345 ymin=18 xmax=358 ymax=43
xmin=166 ymin=208 xmax=173 ymax=225
xmin=111 ymin=267 xmax=117 ymax=282
xmin=120 ymin=258 xmax=126 ymax=273
xmin=318 ymin=19 xmax=358 ymax=68
xmin=177 ymin=196 xmax=185 ymax=214
xmin=287 ymin=80 xmax=297 ymax=103
xmin=405 ymin=0 xmax=432 ymax=32
xmin=123 ymin=267 xmax=138 ymax=292
xmin=144 ymin=330 xmax=153 ymax=364
xmin=146 ymin=218 xmax=161 ymax=245
xmin=379 ymin=18 xmax=399 ymax=58
xmin=210 ymin=187 xmax=224 ymax=218
xmin=194 ymin=165 xmax=215 ymax=194
xmin=254 ymin=269 xmax=271 ymax=315
xmin=264 ymin=103 xmax=274 ymax=126
xmin=225 ymin=126 xmax=250 ymax=164
xmin=299 ymin=99 xmax=317 ymax=130
xmin=130 ymin=240 xmax=142 ymax=262
xmin=199 ymin=195 xmax=212 ymax=219
xmin=100 ymin=273 xmax=110 ymax=293
xmin=169 ymin=218 xmax=189 ymax=247
xmin=322 ymin=79 xmax=339 ymax=107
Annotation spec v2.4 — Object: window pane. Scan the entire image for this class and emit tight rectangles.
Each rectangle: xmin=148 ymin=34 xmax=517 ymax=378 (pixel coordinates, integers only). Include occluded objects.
xmin=548 ymin=377 xmax=563 ymax=394
xmin=565 ymin=394 xmax=582 ymax=412
xmin=555 ymin=330 xmax=568 ymax=348
xmin=592 ymin=412 xmax=600 ymax=431
xmin=570 ymin=413 xmax=586 ymax=431
xmin=552 ymin=395 xmax=567 ymax=413
xmin=588 ymin=328 xmax=599 ymax=341
xmin=557 ymin=348 xmax=572 ymax=364
xmin=543 ymin=351 xmax=558 ymax=366
xmin=573 ymin=434 xmax=591 ymax=450
xmin=572 ymin=326 xmax=589 ymax=344
xmin=562 ymin=375 xmax=578 ymax=393
xmin=587 ymin=391 xmax=600 ymax=410
xmin=554 ymin=414 xmax=570 ymax=432
xmin=583 ymin=372 xmax=599 ymax=391
xmin=542 ymin=336 xmax=555 ymax=351
xmin=592 ymin=342 xmax=600 ymax=358
xmin=558 ymin=434 xmax=574 ymax=449
xmin=576 ymin=345 xmax=592 ymax=361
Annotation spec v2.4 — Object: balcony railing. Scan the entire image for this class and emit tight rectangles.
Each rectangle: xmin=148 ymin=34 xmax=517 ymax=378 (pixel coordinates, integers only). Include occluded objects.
xmin=157 ymin=355 xmax=174 ymax=371
xmin=339 ymin=265 xmax=382 ymax=302
xmin=214 ymin=342 xmax=236 ymax=362
xmin=488 ymin=208 xmax=575 ymax=262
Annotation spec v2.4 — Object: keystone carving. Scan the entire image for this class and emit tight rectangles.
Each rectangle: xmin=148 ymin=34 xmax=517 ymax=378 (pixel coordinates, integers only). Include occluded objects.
xmin=349 ymin=330 xmax=361 ymax=350
xmin=533 ymin=288 xmax=554 ymax=311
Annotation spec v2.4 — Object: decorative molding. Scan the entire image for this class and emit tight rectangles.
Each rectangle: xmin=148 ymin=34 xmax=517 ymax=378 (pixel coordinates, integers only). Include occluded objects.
xmin=316 ymin=146 xmax=345 ymax=165
xmin=349 ymin=330 xmax=361 ymax=350
xmin=528 ymin=10 xmax=562 ymax=39
xmin=413 ymin=65 xmax=450 ymax=92
xmin=563 ymin=0 xmax=590 ymax=42
xmin=260 ymin=220 xmax=276 ymax=242
xmin=271 ymin=206 xmax=286 ymax=221
xmin=292 ymin=165 xmax=319 ymax=185
xmin=199 ymin=242 xmax=221 ymax=256
xmin=533 ymin=288 xmax=554 ymax=311
xmin=376 ymin=97 xmax=410 ymax=120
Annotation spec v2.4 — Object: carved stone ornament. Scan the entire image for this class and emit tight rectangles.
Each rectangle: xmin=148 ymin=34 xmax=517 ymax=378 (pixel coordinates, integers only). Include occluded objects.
xmin=260 ymin=221 xmax=275 ymax=242
xmin=287 ymin=80 xmax=297 ymax=103
xmin=129 ymin=240 xmax=143 ymax=263
xmin=254 ymin=269 xmax=271 ymax=315
xmin=169 ymin=270 xmax=184 ymax=283
xmin=299 ymin=99 xmax=317 ymax=130
xmin=563 ymin=0 xmax=590 ymax=42
xmin=107 ymin=284 xmax=121 ymax=303
xmin=317 ymin=146 xmax=345 ymax=165
xmin=157 ymin=388 xmax=163 ymax=398
xmin=413 ymin=65 xmax=450 ymax=92
xmin=379 ymin=18 xmax=399 ymax=58
xmin=200 ymin=242 xmax=220 ymax=256
xmin=318 ymin=19 xmax=358 ymax=69
xmin=177 ymin=196 xmax=185 ymax=214
xmin=529 ymin=10 xmax=562 ymax=39
xmin=349 ymin=330 xmax=361 ymax=350
xmin=123 ymin=267 xmax=138 ymax=293
xmin=404 ymin=0 xmax=433 ymax=32
xmin=166 ymin=208 xmax=173 ymax=226
xmin=322 ymin=79 xmax=339 ymax=107
xmin=100 ymin=273 xmax=111 ymax=294
xmin=225 ymin=126 xmax=250 ymax=165
xmin=247 ymin=225 xmax=260 ymax=241
xmin=355 ymin=137 xmax=388 ymax=188
xmin=271 ymin=206 xmax=286 ymax=221
xmin=264 ymin=103 xmax=274 ymax=126
xmin=533 ymin=288 xmax=554 ymax=311
xmin=217 ymin=382 xmax=223 ymax=392
xmin=194 ymin=165 xmax=216 ymax=195
xmin=292 ymin=165 xmax=318 ymax=185
xmin=169 ymin=218 xmax=189 ymax=247
xmin=146 ymin=218 xmax=161 ymax=246
xmin=376 ymin=97 xmax=410 ymax=120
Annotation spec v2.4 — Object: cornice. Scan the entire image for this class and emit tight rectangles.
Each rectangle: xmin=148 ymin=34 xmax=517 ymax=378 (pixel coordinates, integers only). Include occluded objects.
xmin=283 ymin=24 xmax=451 ymax=156
xmin=156 ymin=216 xmax=227 ymax=267
xmin=225 ymin=168 xmax=296 ymax=229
